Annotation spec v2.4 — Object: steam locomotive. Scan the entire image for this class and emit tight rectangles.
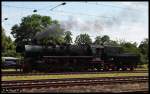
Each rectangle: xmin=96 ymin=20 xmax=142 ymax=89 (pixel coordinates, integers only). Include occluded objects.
xmin=17 ymin=44 xmax=140 ymax=73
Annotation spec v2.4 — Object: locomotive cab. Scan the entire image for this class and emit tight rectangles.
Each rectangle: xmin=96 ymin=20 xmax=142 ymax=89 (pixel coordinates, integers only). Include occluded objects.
xmin=90 ymin=45 xmax=104 ymax=60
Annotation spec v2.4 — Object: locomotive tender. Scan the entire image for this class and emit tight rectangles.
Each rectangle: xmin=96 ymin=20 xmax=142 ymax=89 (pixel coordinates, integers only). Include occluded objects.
xmin=17 ymin=44 xmax=140 ymax=72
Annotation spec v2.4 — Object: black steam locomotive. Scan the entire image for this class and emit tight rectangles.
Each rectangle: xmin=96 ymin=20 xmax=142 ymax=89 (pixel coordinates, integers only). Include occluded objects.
xmin=17 ymin=44 xmax=140 ymax=72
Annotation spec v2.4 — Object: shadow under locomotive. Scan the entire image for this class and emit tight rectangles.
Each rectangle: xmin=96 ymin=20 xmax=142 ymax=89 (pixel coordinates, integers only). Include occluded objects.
xmin=16 ymin=44 xmax=140 ymax=73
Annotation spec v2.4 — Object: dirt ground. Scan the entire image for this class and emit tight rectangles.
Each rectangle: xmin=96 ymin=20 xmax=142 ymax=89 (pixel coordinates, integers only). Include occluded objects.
xmin=22 ymin=82 xmax=148 ymax=93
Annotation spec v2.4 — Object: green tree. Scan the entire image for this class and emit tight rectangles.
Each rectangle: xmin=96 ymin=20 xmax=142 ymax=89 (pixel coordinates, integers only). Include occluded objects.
xmin=2 ymin=28 xmax=6 ymax=52
xmin=101 ymin=35 xmax=110 ymax=45
xmin=119 ymin=41 xmax=140 ymax=54
xmin=2 ymin=28 xmax=20 ymax=57
xmin=94 ymin=35 xmax=119 ymax=46
xmin=139 ymin=38 xmax=148 ymax=55
xmin=64 ymin=31 xmax=72 ymax=44
xmin=75 ymin=34 xmax=92 ymax=45
xmin=11 ymin=14 xmax=57 ymax=46
xmin=139 ymin=38 xmax=149 ymax=64
xmin=94 ymin=36 xmax=102 ymax=45
xmin=107 ymin=40 xmax=120 ymax=46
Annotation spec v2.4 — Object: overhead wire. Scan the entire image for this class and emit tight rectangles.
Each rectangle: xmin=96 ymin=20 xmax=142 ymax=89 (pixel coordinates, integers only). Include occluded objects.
xmin=84 ymin=2 xmax=146 ymax=12
xmin=2 ymin=2 xmax=146 ymax=27
xmin=2 ymin=2 xmax=146 ymax=18
xmin=2 ymin=2 xmax=145 ymax=19
xmin=2 ymin=4 xmax=34 ymax=9
xmin=2 ymin=4 xmax=116 ymax=19
xmin=53 ymin=9 xmax=114 ymax=19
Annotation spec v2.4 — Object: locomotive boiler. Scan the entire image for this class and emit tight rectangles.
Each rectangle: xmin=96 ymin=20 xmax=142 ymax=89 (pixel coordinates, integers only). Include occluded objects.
xmin=17 ymin=44 xmax=140 ymax=73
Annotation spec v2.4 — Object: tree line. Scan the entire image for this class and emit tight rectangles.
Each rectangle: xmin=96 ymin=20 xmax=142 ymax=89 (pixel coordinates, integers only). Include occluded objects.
xmin=2 ymin=14 xmax=148 ymax=64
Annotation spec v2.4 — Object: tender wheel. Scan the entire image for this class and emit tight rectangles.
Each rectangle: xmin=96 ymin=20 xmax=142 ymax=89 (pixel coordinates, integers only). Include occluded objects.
xmin=112 ymin=67 xmax=117 ymax=71
xmin=116 ymin=67 xmax=120 ymax=71
xmin=122 ymin=67 xmax=127 ymax=71
xmin=103 ymin=66 xmax=109 ymax=71
xmin=130 ymin=67 xmax=134 ymax=71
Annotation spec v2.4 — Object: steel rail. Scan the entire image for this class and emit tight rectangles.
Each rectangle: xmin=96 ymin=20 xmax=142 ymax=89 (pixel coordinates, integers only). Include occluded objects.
xmin=2 ymin=76 xmax=148 ymax=90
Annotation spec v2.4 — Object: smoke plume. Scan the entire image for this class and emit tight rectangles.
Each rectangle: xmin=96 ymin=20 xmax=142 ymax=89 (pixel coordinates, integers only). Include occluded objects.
xmin=60 ymin=16 xmax=105 ymax=32
xmin=59 ymin=2 xmax=147 ymax=33
xmin=34 ymin=23 xmax=65 ymax=40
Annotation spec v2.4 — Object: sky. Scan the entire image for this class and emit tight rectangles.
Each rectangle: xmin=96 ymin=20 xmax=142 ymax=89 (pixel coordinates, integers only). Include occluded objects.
xmin=2 ymin=1 xmax=148 ymax=45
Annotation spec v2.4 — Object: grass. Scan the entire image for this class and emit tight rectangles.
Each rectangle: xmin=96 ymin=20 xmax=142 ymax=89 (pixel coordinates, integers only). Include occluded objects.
xmin=2 ymin=69 xmax=17 ymax=72
xmin=136 ymin=64 xmax=149 ymax=70
xmin=135 ymin=68 xmax=148 ymax=70
xmin=142 ymin=64 xmax=149 ymax=69
xmin=2 ymin=72 xmax=148 ymax=81
xmin=1 ymin=64 xmax=148 ymax=81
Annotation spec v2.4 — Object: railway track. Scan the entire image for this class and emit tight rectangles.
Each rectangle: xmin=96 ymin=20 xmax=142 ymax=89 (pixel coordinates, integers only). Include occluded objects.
xmin=111 ymin=89 xmax=148 ymax=93
xmin=2 ymin=76 xmax=148 ymax=91
xmin=2 ymin=70 xmax=148 ymax=76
